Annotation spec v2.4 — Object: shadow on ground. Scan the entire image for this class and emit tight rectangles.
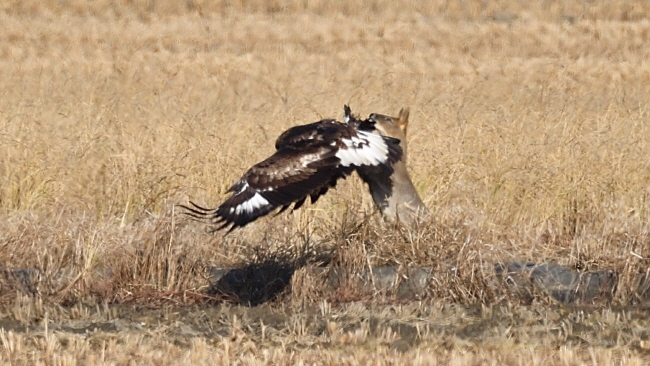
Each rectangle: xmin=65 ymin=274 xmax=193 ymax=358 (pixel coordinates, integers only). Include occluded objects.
xmin=207 ymin=259 xmax=298 ymax=306
xmin=206 ymin=259 xmax=622 ymax=306
xmin=206 ymin=249 xmax=333 ymax=306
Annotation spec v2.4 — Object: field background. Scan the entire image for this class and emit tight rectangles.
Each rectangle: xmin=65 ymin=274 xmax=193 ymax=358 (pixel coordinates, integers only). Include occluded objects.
xmin=2 ymin=0 xmax=650 ymax=364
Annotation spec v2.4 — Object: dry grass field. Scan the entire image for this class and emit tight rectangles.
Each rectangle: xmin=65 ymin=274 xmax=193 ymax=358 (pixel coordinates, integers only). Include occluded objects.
xmin=2 ymin=0 xmax=650 ymax=364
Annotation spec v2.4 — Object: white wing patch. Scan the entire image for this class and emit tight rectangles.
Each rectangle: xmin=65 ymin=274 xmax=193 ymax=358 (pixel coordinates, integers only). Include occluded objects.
xmin=336 ymin=130 xmax=390 ymax=167
xmin=229 ymin=192 xmax=270 ymax=215
xmin=234 ymin=181 xmax=249 ymax=195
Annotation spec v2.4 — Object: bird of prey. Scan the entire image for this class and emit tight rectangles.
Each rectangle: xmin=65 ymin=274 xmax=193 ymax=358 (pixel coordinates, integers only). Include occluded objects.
xmin=181 ymin=106 xmax=402 ymax=232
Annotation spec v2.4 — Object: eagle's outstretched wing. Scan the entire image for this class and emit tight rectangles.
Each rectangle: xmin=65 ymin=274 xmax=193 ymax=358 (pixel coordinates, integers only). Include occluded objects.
xmin=182 ymin=113 xmax=402 ymax=233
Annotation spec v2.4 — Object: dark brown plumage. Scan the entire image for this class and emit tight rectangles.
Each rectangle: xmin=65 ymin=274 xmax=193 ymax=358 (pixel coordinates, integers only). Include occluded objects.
xmin=181 ymin=106 xmax=402 ymax=233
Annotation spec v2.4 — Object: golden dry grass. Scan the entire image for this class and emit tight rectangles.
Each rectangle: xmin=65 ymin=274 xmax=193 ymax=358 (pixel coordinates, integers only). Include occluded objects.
xmin=1 ymin=296 xmax=650 ymax=365
xmin=2 ymin=0 xmax=650 ymax=363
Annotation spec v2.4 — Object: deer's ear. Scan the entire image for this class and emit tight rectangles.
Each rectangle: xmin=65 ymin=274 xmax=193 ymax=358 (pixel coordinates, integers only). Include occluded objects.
xmin=398 ymin=108 xmax=410 ymax=134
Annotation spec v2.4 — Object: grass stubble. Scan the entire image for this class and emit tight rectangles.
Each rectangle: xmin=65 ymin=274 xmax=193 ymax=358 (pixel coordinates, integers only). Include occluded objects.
xmin=1 ymin=0 xmax=650 ymax=364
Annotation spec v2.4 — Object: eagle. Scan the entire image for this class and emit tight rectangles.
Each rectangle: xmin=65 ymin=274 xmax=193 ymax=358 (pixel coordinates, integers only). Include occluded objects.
xmin=181 ymin=106 xmax=402 ymax=232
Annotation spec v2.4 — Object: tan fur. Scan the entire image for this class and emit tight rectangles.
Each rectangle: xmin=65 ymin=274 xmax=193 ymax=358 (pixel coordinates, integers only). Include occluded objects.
xmin=359 ymin=108 xmax=429 ymax=227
